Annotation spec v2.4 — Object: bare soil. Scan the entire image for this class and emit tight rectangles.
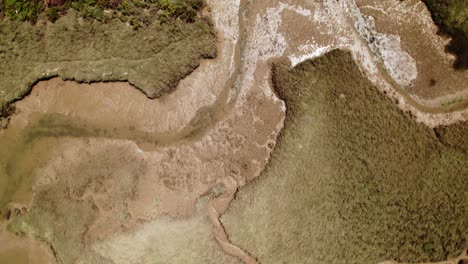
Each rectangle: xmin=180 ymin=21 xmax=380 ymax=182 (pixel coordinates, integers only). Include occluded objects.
xmin=0 ymin=230 xmax=55 ymax=264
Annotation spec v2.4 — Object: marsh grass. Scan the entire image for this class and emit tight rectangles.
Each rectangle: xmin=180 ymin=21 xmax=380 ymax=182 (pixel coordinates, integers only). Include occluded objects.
xmin=0 ymin=8 xmax=216 ymax=112
xmin=222 ymin=50 xmax=467 ymax=263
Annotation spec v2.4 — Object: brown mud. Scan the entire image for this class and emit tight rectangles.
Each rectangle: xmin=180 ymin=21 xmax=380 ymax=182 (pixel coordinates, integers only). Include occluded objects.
xmin=356 ymin=0 xmax=468 ymax=103
xmin=0 ymin=0 xmax=467 ymax=263
xmin=0 ymin=230 xmax=56 ymax=264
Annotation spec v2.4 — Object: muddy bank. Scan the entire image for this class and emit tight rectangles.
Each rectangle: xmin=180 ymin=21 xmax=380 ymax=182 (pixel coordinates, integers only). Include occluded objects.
xmin=0 ymin=104 xmax=15 ymax=129
xmin=356 ymin=0 xmax=468 ymax=102
xmin=239 ymin=0 xmax=467 ymax=127
xmin=0 ymin=76 xmax=282 ymax=263
xmin=222 ymin=50 xmax=467 ymax=263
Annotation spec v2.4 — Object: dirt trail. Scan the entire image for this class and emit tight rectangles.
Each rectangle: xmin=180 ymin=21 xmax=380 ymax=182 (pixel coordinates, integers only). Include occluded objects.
xmin=208 ymin=176 xmax=257 ymax=264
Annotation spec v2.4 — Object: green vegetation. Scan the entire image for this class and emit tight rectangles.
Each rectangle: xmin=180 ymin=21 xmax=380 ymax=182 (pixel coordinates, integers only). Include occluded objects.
xmin=222 ymin=50 xmax=467 ymax=263
xmin=435 ymin=122 xmax=468 ymax=153
xmin=0 ymin=6 xmax=216 ymax=113
xmin=1 ymin=0 xmax=43 ymax=22
xmin=422 ymin=0 xmax=468 ymax=69
xmin=0 ymin=0 xmax=208 ymax=24
xmin=0 ymin=3 xmax=215 ymax=229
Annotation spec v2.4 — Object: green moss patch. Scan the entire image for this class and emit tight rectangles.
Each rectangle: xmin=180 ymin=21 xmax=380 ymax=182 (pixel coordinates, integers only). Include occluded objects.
xmin=222 ymin=50 xmax=467 ymax=263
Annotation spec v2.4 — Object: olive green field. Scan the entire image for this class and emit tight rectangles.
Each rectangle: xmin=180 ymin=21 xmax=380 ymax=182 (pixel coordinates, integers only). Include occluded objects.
xmin=222 ymin=50 xmax=468 ymax=264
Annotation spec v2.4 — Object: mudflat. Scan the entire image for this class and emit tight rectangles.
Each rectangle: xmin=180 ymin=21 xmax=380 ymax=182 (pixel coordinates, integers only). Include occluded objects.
xmin=0 ymin=0 xmax=467 ymax=263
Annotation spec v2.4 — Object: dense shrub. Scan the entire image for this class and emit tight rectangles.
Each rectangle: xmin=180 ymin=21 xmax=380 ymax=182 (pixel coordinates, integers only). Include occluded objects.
xmin=422 ymin=0 xmax=468 ymax=69
xmin=45 ymin=6 xmax=62 ymax=22
xmin=2 ymin=0 xmax=44 ymax=22
xmin=0 ymin=0 xmax=207 ymax=25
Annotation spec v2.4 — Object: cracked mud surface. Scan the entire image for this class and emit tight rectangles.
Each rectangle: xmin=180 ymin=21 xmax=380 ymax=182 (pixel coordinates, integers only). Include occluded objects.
xmin=0 ymin=0 xmax=467 ymax=263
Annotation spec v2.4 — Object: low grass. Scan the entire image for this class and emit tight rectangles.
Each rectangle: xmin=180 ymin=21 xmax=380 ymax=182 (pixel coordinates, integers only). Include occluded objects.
xmin=0 ymin=0 xmax=207 ymax=24
xmin=435 ymin=121 xmax=468 ymax=154
xmin=222 ymin=50 xmax=467 ymax=263
xmin=422 ymin=0 xmax=468 ymax=69
xmin=0 ymin=5 xmax=216 ymax=113
xmin=1 ymin=0 xmax=43 ymax=22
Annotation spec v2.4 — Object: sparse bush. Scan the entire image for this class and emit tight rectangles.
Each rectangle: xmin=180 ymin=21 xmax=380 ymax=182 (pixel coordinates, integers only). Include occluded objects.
xmin=422 ymin=0 xmax=468 ymax=69
xmin=67 ymin=0 xmax=106 ymax=20
xmin=129 ymin=16 xmax=140 ymax=29
xmin=45 ymin=6 xmax=62 ymax=22
xmin=1 ymin=0 xmax=208 ymax=26
xmin=3 ymin=0 xmax=44 ymax=22
xmin=157 ymin=0 xmax=201 ymax=23
xmin=188 ymin=0 xmax=204 ymax=10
